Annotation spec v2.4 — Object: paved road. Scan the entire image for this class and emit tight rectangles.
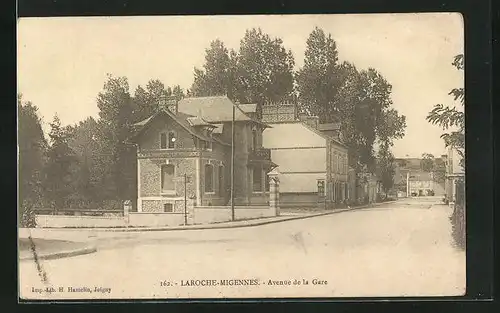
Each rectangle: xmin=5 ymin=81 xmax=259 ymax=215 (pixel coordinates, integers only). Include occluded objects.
xmin=19 ymin=197 xmax=465 ymax=299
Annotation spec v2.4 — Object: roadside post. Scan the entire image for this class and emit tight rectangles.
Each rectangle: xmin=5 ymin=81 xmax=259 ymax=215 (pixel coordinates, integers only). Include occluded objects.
xmin=184 ymin=174 xmax=191 ymax=225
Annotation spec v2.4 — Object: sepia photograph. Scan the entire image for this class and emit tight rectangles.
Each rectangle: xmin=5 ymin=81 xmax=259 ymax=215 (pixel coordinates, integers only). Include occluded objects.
xmin=17 ymin=13 xmax=465 ymax=300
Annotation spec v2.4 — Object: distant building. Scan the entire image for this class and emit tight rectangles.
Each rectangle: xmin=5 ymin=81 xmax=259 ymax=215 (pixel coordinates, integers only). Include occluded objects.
xmin=128 ymin=96 xmax=275 ymax=213
xmin=444 ymin=146 xmax=465 ymax=203
xmin=408 ymin=172 xmax=434 ymax=196
xmin=261 ymin=103 xmax=350 ymax=209
xmin=393 ymin=157 xmax=446 ymax=197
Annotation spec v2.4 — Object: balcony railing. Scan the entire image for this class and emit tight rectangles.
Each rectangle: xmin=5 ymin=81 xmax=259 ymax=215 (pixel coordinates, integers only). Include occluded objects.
xmin=249 ymin=148 xmax=271 ymax=161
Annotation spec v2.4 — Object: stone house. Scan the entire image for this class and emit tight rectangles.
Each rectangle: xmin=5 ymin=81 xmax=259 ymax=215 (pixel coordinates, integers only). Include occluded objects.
xmin=261 ymin=103 xmax=350 ymax=209
xmin=128 ymin=96 xmax=275 ymax=213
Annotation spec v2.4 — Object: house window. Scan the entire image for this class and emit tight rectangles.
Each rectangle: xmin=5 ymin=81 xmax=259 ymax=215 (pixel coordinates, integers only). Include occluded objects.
xmin=163 ymin=203 xmax=173 ymax=212
xmin=318 ymin=180 xmax=325 ymax=197
xmin=201 ymin=140 xmax=212 ymax=151
xmin=265 ymin=172 xmax=270 ymax=192
xmin=205 ymin=164 xmax=214 ymax=193
xmin=331 ymin=153 xmax=336 ymax=173
xmin=161 ymin=164 xmax=175 ymax=192
xmin=252 ymin=165 xmax=262 ymax=192
xmin=218 ymin=165 xmax=224 ymax=196
xmin=252 ymin=129 xmax=257 ymax=150
xmin=160 ymin=131 xmax=176 ymax=149
xmin=168 ymin=132 xmax=176 ymax=148
xmin=160 ymin=133 xmax=167 ymax=149
xmin=336 ymin=154 xmax=340 ymax=173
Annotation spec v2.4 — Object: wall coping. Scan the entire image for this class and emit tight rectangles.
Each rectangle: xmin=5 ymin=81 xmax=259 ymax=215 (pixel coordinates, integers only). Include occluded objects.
xmin=35 ymin=215 xmax=122 ymax=220
xmin=129 ymin=212 xmax=185 ymax=215
xmin=195 ymin=206 xmax=269 ymax=210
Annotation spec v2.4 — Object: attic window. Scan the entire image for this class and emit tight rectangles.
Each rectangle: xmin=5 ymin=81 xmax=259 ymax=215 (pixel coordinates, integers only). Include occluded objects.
xmin=160 ymin=131 xmax=176 ymax=149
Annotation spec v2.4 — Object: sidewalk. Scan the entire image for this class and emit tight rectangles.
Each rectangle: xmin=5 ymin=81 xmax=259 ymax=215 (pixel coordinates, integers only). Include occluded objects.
xmin=20 ymin=201 xmax=395 ymax=236
xmin=18 ymin=201 xmax=396 ymax=261
xmin=18 ymin=237 xmax=96 ymax=262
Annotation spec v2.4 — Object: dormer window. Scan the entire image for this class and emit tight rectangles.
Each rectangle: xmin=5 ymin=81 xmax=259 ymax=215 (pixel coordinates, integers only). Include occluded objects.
xmin=160 ymin=131 xmax=176 ymax=149
xmin=201 ymin=140 xmax=212 ymax=151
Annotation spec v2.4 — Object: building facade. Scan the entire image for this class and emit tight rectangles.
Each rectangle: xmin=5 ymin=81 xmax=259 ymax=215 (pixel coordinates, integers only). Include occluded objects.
xmin=261 ymin=103 xmax=349 ymax=209
xmin=408 ymin=172 xmax=434 ymax=196
xmin=444 ymin=146 xmax=465 ymax=203
xmin=129 ymin=96 xmax=275 ymax=213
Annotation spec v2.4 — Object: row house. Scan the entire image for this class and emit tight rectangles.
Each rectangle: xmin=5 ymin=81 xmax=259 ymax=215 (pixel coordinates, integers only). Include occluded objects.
xmin=444 ymin=146 xmax=465 ymax=203
xmin=261 ymin=103 xmax=350 ymax=209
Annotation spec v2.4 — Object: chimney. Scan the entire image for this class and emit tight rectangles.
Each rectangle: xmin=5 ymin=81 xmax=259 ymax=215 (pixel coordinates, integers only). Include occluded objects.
xmin=159 ymin=95 xmax=179 ymax=115
xmin=261 ymin=102 xmax=297 ymax=123
xmin=299 ymin=114 xmax=319 ymax=129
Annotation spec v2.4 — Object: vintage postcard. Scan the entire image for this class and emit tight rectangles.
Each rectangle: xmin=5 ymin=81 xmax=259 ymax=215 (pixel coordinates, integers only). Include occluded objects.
xmin=17 ymin=13 xmax=466 ymax=300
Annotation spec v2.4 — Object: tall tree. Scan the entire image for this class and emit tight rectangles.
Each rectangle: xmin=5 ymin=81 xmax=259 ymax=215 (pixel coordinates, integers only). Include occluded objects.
xmin=296 ymin=27 xmax=342 ymax=122
xmin=133 ymin=79 xmax=167 ymax=121
xmin=433 ymin=156 xmax=446 ymax=184
xmin=377 ymin=141 xmax=396 ymax=196
xmin=67 ymin=117 xmax=100 ymax=204
xmin=191 ymin=29 xmax=295 ymax=105
xmin=426 ymin=54 xmax=465 ymax=168
xmin=18 ymin=95 xmax=47 ymax=224
xmin=133 ymin=80 xmax=186 ymax=121
xmin=236 ymin=28 xmax=295 ymax=104
xmin=191 ymin=39 xmax=235 ymax=97
xmin=426 ymin=54 xmax=465 ymax=250
xmin=96 ymin=74 xmax=136 ymax=204
xmin=420 ymin=153 xmax=435 ymax=172
xmin=42 ymin=115 xmax=79 ymax=211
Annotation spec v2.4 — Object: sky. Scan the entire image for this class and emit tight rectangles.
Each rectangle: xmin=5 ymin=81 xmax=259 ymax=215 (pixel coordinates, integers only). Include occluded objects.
xmin=17 ymin=13 xmax=464 ymax=158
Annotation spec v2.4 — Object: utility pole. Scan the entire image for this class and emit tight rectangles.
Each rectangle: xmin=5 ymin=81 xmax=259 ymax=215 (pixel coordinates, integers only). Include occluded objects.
xmin=230 ymin=103 xmax=235 ymax=221
xmin=406 ymin=171 xmax=410 ymax=197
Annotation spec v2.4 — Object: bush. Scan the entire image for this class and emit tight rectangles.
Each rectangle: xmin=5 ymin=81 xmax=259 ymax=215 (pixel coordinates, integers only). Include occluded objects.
xmin=20 ymin=200 xmax=37 ymax=228
xmin=450 ymin=179 xmax=465 ymax=250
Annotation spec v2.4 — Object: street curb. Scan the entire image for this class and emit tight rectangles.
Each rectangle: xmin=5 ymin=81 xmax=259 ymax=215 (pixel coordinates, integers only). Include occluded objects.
xmin=83 ymin=201 xmax=397 ymax=232
xmin=19 ymin=246 xmax=97 ymax=262
xmin=22 ymin=201 xmax=398 ymax=234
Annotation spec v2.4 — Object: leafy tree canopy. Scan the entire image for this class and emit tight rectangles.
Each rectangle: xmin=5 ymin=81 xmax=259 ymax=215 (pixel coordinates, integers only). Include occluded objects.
xmin=426 ymin=54 xmax=464 ymax=168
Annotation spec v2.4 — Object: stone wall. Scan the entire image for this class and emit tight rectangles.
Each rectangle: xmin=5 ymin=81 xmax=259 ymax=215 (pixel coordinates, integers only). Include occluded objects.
xmin=139 ymin=158 xmax=197 ymax=198
xmin=279 ymin=192 xmax=319 ymax=209
xmin=141 ymin=199 xmax=187 ymax=213
xmin=128 ymin=212 xmax=187 ymax=227
xmin=35 ymin=215 xmax=127 ymax=228
xmin=193 ymin=205 xmax=273 ymax=224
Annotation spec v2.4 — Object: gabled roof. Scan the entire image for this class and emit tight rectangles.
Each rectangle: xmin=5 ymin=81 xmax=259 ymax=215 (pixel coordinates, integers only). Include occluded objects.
xmin=408 ymin=171 xmax=433 ymax=182
xmin=212 ymin=124 xmax=224 ymax=134
xmin=299 ymin=121 xmax=347 ymax=148
xmin=128 ymin=109 xmax=229 ymax=145
xmin=177 ymin=96 xmax=270 ymax=128
xmin=317 ymin=122 xmax=341 ymax=131
xmin=239 ymin=103 xmax=257 ymax=113
xmin=186 ymin=116 xmax=214 ymax=128
xmin=178 ymin=96 xmax=250 ymax=122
